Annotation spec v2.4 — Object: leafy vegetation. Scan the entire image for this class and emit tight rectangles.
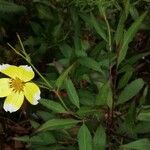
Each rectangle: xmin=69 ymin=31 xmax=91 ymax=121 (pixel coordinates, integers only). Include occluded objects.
xmin=0 ymin=0 xmax=150 ymax=149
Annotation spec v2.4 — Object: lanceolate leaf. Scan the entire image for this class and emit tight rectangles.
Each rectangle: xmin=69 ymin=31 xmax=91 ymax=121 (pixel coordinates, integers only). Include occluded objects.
xmin=118 ymin=78 xmax=145 ymax=104
xmin=96 ymin=81 xmax=113 ymax=108
xmin=37 ymin=119 xmax=80 ymax=132
xmin=72 ymin=8 xmax=86 ymax=57
xmin=55 ymin=62 xmax=76 ymax=89
xmin=118 ymin=70 xmax=133 ymax=89
xmin=40 ymin=99 xmax=67 ymax=113
xmin=117 ymin=11 xmax=147 ymax=66
xmin=93 ymin=125 xmax=106 ymax=150
xmin=121 ymin=139 xmax=150 ymax=150
xmin=14 ymin=132 xmax=56 ymax=145
xmin=65 ymin=79 xmax=80 ymax=108
xmin=59 ymin=43 xmax=74 ymax=58
xmin=90 ymin=13 xmax=107 ymax=41
xmin=125 ymin=52 xmax=150 ymax=65
xmin=78 ymin=57 xmax=103 ymax=73
xmin=78 ymin=124 xmax=92 ymax=150
xmin=115 ymin=11 xmax=126 ymax=46
xmin=137 ymin=111 xmax=150 ymax=122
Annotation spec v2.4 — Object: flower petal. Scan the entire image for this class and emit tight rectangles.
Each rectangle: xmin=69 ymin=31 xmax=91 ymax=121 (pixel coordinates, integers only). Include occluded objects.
xmin=0 ymin=64 xmax=35 ymax=82
xmin=0 ymin=78 xmax=11 ymax=97
xmin=3 ymin=92 xmax=24 ymax=113
xmin=18 ymin=65 xmax=35 ymax=82
xmin=0 ymin=64 xmax=19 ymax=79
xmin=24 ymin=82 xmax=41 ymax=105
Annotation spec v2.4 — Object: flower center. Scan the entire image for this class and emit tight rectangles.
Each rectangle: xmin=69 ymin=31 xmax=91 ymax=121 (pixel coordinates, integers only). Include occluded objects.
xmin=9 ymin=78 xmax=24 ymax=92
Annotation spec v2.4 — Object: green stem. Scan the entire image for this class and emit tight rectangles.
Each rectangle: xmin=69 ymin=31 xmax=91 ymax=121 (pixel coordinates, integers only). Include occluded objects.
xmin=54 ymin=90 xmax=69 ymax=111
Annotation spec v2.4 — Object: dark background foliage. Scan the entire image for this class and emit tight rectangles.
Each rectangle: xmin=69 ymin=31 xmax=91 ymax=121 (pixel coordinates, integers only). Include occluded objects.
xmin=0 ymin=0 xmax=150 ymax=149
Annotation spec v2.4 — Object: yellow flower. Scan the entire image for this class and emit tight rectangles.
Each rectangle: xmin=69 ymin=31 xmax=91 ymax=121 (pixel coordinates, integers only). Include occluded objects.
xmin=0 ymin=64 xmax=41 ymax=113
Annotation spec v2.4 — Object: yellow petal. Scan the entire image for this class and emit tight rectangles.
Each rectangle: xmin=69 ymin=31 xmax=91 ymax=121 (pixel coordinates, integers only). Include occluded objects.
xmin=18 ymin=65 xmax=35 ymax=82
xmin=24 ymin=82 xmax=41 ymax=105
xmin=0 ymin=64 xmax=18 ymax=79
xmin=3 ymin=92 xmax=24 ymax=113
xmin=0 ymin=64 xmax=34 ymax=82
xmin=0 ymin=78 xmax=11 ymax=97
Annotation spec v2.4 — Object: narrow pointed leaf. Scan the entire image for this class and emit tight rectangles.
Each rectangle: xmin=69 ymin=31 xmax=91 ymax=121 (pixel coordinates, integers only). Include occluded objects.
xmin=96 ymin=81 xmax=113 ymax=108
xmin=78 ymin=124 xmax=92 ymax=150
xmin=117 ymin=11 xmax=147 ymax=66
xmin=90 ymin=13 xmax=107 ymax=41
xmin=93 ymin=125 xmax=106 ymax=150
xmin=118 ymin=78 xmax=145 ymax=104
xmin=65 ymin=79 xmax=80 ymax=108
xmin=121 ymin=139 xmax=150 ymax=150
xmin=40 ymin=99 xmax=67 ymax=113
xmin=78 ymin=57 xmax=103 ymax=73
xmin=37 ymin=119 xmax=80 ymax=132
xmin=55 ymin=63 xmax=76 ymax=89
xmin=118 ymin=70 xmax=133 ymax=89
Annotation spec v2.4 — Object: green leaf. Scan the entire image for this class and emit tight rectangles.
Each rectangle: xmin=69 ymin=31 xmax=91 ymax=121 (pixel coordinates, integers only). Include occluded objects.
xmin=0 ymin=1 xmax=26 ymax=13
xmin=55 ymin=62 xmax=76 ymax=89
xmin=123 ymin=104 xmax=136 ymax=135
xmin=121 ymin=139 xmax=150 ymax=150
xmin=78 ymin=57 xmax=103 ymax=73
xmin=36 ymin=4 xmax=53 ymax=20
xmin=115 ymin=11 xmax=126 ymax=46
xmin=76 ymin=107 xmax=99 ymax=117
xmin=78 ymin=90 xmax=95 ymax=106
xmin=118 ymin=78 xmax=144 ymax=104
xmin=130 ymin=5 xmax=139 ymax=20
xmin=60 ymin=43 xmax=73 ymax=58
xmin=90 ymin=13 xmax=107 ymax=41
xmin=137 ymin=111 xmax=150 ymax=122
xmin=40 ymin=99 xmax=67 ymax=113
xmin=117 ymin=11 xmax=147 ymax=66
xmin=78 ymin=124 xmax=92 ymax=150
xmin=74 ymin=36 xmax=87 ymax=57
xmin=96 ymin=81 xmax=113 ymax=108
xmin=53 ymin=23 xmax=62 ymax=41
xmin=14 ymin=132 xmax=56 ymax=145
xmin=134 ymin=122 xmax=150 ymax=134
xmin=37 ymin=119 xmax=80 ymax=132
xmin=30 ymin=120 xmax=40 ymax=129
xmin=37 ymin=111 xmax=54 ymax=121
xmin=93 ymin=125 xmax=106 ymax=150
xmin=118 ymin=70 xmax=133 ymax=89
xmin=125 ymin=52 xmax=150 ymax=65
xmin=65 ymin=79 xmax=80 ymax=108
xmin=124 ymin=0 xmax=130 ymax=18
xmin=72 ymin=9 xmax=86 ymax=57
